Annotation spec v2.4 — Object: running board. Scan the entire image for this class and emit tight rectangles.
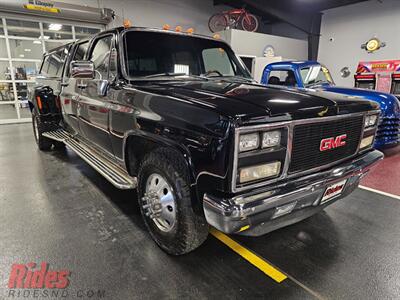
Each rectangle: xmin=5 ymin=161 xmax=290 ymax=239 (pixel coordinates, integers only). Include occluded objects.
xmin=43 ymin=129 xmax=137 ymax=190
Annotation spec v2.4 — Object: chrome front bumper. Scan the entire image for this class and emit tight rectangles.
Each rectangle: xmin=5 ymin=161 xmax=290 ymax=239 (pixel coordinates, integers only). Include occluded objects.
xmin=203 ymin=150 xmax=383 ymax=236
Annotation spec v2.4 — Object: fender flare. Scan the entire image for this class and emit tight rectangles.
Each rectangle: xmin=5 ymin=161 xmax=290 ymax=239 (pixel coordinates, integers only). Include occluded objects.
xmin=123 ymin=130 xmax=197 ymax=185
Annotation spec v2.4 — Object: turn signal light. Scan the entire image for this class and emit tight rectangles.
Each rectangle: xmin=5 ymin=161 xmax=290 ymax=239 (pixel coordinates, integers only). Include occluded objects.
xmin=36 ymin=96 xmax=42 ymax=110
xmin=239 ymin=161 xmax=281 ymax=183
xmin=360 ymin=135 xmax=374 ymax=149
xmin=123 ymin=19 xmax=132 ymax=28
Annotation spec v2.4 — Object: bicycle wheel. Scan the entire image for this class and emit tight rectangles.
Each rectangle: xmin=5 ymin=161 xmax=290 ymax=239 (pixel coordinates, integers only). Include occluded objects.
xmin=241 ymin=14 xmax=258 ymax=32
xmin=209 ymin=13 xmax=227 ymax=33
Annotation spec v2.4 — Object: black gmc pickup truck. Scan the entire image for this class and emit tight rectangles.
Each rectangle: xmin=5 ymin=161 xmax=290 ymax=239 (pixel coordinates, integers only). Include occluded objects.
xmin=29 ymin=27 xmax=383 ymax=255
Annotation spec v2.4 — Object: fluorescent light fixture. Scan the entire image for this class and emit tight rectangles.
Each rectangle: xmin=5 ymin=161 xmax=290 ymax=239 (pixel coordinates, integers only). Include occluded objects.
xmin=174 ymin=64 xmax=189 ymax=75
xmin=24 ymin=48 xmax=31 ymax=52
xmin=19 ymin=54 xmax=25 ymax=58
xmin=49 ymin=24 xmax=62 ymax=31
xmin=43 ymin=36 xmax=50 ymax=40
xmin=269 ymin=99 xmax=299 ymax=104
xmin=33 ymin=40 xmax=42 ymax=44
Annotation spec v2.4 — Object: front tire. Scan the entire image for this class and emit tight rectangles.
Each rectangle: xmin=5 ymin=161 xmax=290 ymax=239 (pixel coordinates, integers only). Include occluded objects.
xmin=32 ymin=112 xmax=52 ymax=151
xmin=138 ymin=148 xmax=209 ymax=255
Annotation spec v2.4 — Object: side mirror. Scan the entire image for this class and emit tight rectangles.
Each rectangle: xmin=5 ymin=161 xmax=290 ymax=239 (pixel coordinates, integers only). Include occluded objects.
xmin=70 ymin=60 xmax=94 ymax=79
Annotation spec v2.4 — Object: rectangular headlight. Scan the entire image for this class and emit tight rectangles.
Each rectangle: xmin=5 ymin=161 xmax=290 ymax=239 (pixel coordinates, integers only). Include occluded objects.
xmin=239 ymin=133 xmax=259 ymax=152
xmin=360 ymin=135 xmax=374 ymax=149
xmin=364 ymin=114 xmax=378 ymax=128
xmin=239 ymin=161 xmax=281 ymax=183
xmin=262 ymin=130 xmax=281 ymax=148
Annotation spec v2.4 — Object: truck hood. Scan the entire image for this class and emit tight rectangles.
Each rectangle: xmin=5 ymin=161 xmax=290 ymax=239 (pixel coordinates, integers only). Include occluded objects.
xmin=136 ymin=80 xmax=379 ymax=123
xmin=320 ymin=85 xmax=400 ymax=115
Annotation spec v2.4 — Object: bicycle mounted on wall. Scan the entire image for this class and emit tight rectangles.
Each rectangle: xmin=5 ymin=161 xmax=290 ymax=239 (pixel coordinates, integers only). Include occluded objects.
xmin=208 ymin=8 xmax=258 ymax=33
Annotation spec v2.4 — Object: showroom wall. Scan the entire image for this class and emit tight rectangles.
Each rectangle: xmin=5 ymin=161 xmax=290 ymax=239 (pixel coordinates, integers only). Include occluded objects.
xmin=221 ymin=29 xmax=308 ymax=60
xmin=318 ymin=0 xmax=400 ymax=87
xmin=57 ymin=0 xmax=225 ymax=36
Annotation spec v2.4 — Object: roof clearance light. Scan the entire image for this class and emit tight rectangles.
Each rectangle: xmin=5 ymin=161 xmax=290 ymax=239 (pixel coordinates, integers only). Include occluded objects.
xmin=163 ymin=24 xmax=171 ymax=30
xmin=186 ymin=28 xmax=194 ymax=34
xmin=213 ymin=34 xmax=220 ymax=40
xmin=123 ymin=19 xmax=132 ymax=28
xmin=49 ymin=23 xmax=62 ymax=31
xmin=175 ymin=26 xmax=182 ymax=32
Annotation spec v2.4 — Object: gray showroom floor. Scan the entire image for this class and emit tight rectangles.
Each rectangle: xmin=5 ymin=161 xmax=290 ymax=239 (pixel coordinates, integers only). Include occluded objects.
xmin=1 ymin=123 xmax=400 ymax=300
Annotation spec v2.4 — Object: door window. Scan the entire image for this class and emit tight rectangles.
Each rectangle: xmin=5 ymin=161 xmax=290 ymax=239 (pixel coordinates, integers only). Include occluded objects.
xmin=65 ymin=41 xmax=89 ymax=78
xmin=268 ymin=70 xmax=297 ymax=86
xmin=39 ymin=47 xmax=69 ymax=78
xmin=89 ymin=35 xmax=113 ymax=80
xmin=74 ymin=41 xmax=89 ymax=61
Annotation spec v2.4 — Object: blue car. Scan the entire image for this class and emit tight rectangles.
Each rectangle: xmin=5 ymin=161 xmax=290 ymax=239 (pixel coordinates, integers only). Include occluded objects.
xmin=261 ymin=61 xmax=400 ymax=148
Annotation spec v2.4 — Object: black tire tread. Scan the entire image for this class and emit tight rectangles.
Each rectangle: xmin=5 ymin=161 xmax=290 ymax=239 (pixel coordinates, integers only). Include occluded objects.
xmin=32 ymin=112 xmax=53 ymax=151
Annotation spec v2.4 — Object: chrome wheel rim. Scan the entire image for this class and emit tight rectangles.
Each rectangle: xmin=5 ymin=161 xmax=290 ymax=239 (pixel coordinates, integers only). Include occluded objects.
xmin=142 ymin=173 xmax=176 ymax=232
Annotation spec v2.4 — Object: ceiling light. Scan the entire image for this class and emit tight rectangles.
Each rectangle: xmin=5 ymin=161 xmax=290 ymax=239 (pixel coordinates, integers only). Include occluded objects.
xmin=24 ymin=48 xmax=31 ymax=52
xmin=33 ymin=40 xmax=41 ymax=44
xmin=49 ymin=23 xmax=62 ymax=31
xmin=43 ymin=35 xmax=50 ymax=40
xmin=19 ymin=54 xmax=25 ymax=58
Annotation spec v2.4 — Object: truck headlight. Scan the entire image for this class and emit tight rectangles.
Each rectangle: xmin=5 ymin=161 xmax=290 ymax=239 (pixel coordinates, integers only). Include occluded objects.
xmin=239 ymin=161 xmax=281 ymax=183
xmin=262 ymin=130 xmax=281 ymax=148
xmin=364 ymin=114 xmax=378 ymax=128
xmin=239 ymin=133 xmax=259 ymax=152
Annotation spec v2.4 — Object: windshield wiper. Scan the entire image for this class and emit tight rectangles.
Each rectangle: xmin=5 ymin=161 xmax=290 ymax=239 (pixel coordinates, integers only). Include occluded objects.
xmin=144 ymin=72 xmax=187 ymax=78
xmin=143 ymin=73 xmax=209 ymax=81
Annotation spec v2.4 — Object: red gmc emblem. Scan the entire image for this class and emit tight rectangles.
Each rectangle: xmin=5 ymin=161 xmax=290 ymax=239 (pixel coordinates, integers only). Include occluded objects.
xmin=320 ymin=134 xmax=347 ymax=151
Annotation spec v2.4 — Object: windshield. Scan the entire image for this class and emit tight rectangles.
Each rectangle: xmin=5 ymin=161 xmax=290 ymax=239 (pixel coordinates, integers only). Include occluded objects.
xmin=300 ymin=65 xmax=334 ymax=87
xmin=123 ymin=31 xmax=251 ymax=80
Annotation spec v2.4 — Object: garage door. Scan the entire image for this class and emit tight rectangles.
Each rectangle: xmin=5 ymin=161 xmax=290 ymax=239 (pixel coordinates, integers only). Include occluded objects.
xmin=0 ymin=17 xmax=103 ymax=124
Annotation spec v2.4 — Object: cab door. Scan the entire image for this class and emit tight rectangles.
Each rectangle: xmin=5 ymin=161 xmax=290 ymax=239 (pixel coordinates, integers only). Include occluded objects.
xmin=77 ymin=34 xmax=114 ymax=154
xmin=60 ymin=41 xmax=89 ymax=135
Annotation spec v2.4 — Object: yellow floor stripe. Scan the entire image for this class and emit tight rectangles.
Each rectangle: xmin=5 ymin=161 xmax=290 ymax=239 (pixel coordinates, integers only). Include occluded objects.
xmin=209 ymin=228 xmax=287 ymax=283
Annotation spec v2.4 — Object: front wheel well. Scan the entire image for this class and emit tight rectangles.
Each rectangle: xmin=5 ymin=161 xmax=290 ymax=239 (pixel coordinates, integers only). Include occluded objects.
xmin=125 ymin=136 xmax=158 ymax=177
